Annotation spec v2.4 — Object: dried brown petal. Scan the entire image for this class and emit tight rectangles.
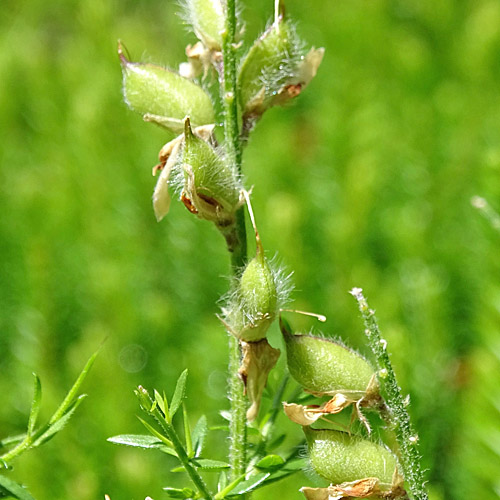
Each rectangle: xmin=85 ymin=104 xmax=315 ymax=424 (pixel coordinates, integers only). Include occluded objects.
xmin=239 ymin=339 xmax=280 ymax=421
xmin=283 ymin=393 xmax=354 ymax=426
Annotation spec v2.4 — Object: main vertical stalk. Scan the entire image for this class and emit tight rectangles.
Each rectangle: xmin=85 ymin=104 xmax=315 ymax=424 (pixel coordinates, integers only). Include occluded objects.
xmin=221 ymin=0 xmax=248 ymax=484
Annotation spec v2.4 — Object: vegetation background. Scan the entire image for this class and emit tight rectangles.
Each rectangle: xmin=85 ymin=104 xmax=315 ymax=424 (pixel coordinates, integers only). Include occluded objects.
xmin=1 ymin=0 xmax=500 ymax=498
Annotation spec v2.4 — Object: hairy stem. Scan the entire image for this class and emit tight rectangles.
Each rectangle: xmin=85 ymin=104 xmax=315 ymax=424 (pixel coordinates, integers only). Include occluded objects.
xmin=350 ymin=288 xmax=428 ymax=500
xmin=222 ymin=0 xmax=248 ymax=485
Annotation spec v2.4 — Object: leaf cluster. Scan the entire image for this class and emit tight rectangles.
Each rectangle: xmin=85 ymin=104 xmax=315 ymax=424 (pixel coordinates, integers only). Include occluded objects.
xmin=0 ymin=351 xmax=98 ymax=500
xmin=109 ymin=371 xmax=306 ymax=499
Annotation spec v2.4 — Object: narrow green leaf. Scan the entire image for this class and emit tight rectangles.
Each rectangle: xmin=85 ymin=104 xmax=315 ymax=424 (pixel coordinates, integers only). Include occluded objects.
xmin=225 ymin=472 xmax=270 ymax=497
xmin=137 ymin=417 xmax=175 ymax=453
xmin=33 ymin=395 xmax=87 ymax=446
xmin=169 ymin=466 xmax=185 ymax=473
xmin=258 ymin=467 xmax=299 ymax=487
xmin=219 ymin=410 xmax=231 ymax=422
xmin=0 ymin=435 xmax=25 ymax=451
xmin=209 ymin=425 xmax=228 ymax=432
xmin=107 ymin=433 xmax=174 ymax=454
xmin=170 ymin=369 xmax=188 ymax=419
xmin=154 ymin=389 xmax=168 ymax=419
xmin=254 ymin=454 xmax=285 ymax=471
xmin=192 ymin=459 xmax=230 ymax=471
xmin=192 ymin=415 xmax=208 ymax=457
xmin=283 ymin=457 xmax=308 ymax=471
xmin=217 ymin=471 xmax=227 ymax=493
xmin=182 ymin=404 xmax=193 ymax=458
xmin=27 ymin=374 xmax=42 ymax=437
xmin=0 ymin=475 xmax=35 ymax=500
xmin=163 ymin=486 xmax=195 ymax=498
xmin=268 ymin=433 xmax=286 ymax=450
xmin=213 ymin=472 xmax=246 ymax=499
xmin=49 ymin=349 xmax=99 ymax=425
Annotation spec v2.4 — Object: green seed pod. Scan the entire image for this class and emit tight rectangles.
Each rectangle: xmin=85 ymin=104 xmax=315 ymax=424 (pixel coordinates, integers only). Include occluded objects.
xmin=184 ymin=0 xmax=225 ymax=51
xmin=119 ymin=42 xmax=215 ymax=133
xmin=222 ymin=196 xmax=292 ymax=342
xmin=280 ymin=318 xmax=375 ymax=397
xmin=226 ymin=253 xmax=278 ymax=342
xmin=237 ymin=0 xmax=324 ymax=121
xmin=304 ymin=427 xmax=400 ymax=487
xmin=180 ymin=118 xmax=241 ymax=226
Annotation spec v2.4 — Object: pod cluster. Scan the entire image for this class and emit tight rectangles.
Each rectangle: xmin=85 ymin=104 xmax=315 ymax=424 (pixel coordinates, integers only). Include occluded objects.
xmin=281 ymin=318 xmax=405 ymax=498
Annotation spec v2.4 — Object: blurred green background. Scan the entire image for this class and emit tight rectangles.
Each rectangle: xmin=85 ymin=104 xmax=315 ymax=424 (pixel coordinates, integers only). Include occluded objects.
xmin=2 ymin=0 xmax=500 ymax=498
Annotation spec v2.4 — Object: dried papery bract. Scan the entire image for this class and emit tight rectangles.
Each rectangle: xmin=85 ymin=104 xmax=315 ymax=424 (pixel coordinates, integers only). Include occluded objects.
xmin=303 ymin=427 xmax=405 ymax=500
xmin=280 ymin=317 xmax=380 ymax=429
xmin=239 ymin=339 xmax=280 ymax=421
xmin=221 ymin=192 xmax=292 ymax=420
xmin=237 ymin=0 xmax=324 ymax=131
xmin=118 ymin=42 xmax=215 ymax=133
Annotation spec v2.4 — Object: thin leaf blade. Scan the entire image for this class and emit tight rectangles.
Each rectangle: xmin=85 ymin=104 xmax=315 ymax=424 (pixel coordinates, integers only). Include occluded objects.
xmin=27 ymin=374 xmax=42 ymax=437
xmin=192 ymin=415 xmax=208 ymax=457
xmin=170 ymin=369 xmax=188 ymax=419
xmin=33 ymin=395 xmax=87 ymax=447
xmin=0 ymin=475 xmax=35 ymax=500
xmin=49 ymin=349 xmax=99 ymax=425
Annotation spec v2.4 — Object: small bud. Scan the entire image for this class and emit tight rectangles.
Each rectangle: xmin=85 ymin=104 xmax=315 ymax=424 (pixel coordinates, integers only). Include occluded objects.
xmin=280 ymin=318 xmax=376 ymax=398
xmin=119 ymin=42 xmax=215 ymax=133
xmin=184 ymin=0 xmax=225 ymax=51
xmin=134 ymin=385 xmax=153 ymax=412
xmin=237 ymin=0 xmax=323 ymax=123
xmin=304 ymin=427 xmax=401 ymax=489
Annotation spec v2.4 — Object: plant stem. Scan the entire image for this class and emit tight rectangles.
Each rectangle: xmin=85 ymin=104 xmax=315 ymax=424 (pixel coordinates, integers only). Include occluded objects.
xmin=138 ymin=388 xmax=214 ymax=500
xmin=163 ymin=420 xmax=213 ymax=500
xmin=221 ymin=0 xmax=248 ymax=485
xmin=350 ymin=288 xmax=428 ymax=500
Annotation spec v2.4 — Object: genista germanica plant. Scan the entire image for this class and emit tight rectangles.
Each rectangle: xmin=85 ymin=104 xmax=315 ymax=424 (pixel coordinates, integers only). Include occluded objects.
xmin=110 ymin=1 xmax=429 ymax=499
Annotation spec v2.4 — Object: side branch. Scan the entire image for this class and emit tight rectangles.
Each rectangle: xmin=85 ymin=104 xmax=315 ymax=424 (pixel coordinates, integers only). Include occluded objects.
xmin=350 ymin=288 xmax=428 ymax=500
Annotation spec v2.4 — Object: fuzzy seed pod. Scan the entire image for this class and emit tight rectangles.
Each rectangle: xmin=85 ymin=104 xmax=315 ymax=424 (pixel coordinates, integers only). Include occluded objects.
xmin=304 ymin=427 xmax=401 ymax=488
xmin=119 ymin=42 xmax=215 ymax=133
xmin=237 ymin=0 xmax=324 ymax=121
xmin=226 ymin=254 xmax=278 ymax=342
xmin=184 ymin=0 xmax=225 ymax=51
xmin=222 ymin=195 xmax=292 ymax=342
xmin=281 ymin=318 xmax=375 ymax=398
xmin=180 ymin=118 xmax=241 ymax=226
